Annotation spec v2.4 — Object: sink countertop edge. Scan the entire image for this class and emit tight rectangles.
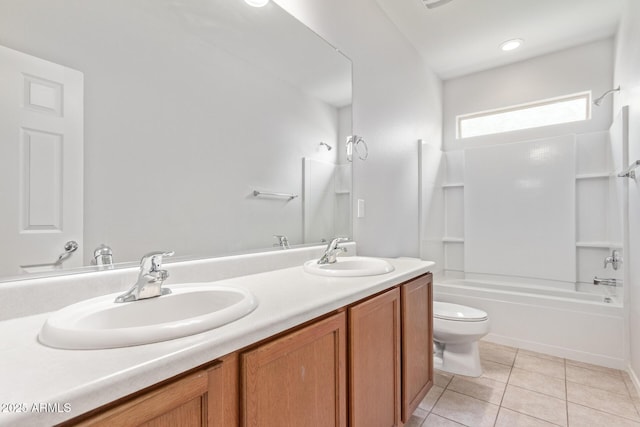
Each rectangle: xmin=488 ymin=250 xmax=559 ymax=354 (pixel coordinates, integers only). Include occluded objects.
xmin=0 ymin=257 xmax=434 ymax=427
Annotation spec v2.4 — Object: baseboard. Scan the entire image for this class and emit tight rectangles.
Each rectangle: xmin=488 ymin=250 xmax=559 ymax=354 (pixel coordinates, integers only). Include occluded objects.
xmin=627 ymin=364 xmax=640 ymax=397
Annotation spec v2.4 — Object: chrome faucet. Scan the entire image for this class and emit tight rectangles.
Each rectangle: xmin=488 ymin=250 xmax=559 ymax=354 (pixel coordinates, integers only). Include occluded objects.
xmin=318 ymin=237 xmax=348 ymax=264
xmin=93 ymin=244 xmax=113 ymax=267
xmin=593 ymin=276 xmax=620 ymax=287
xmin=604 ymin=250 xmax=622 ymax=270
xmin=273 ymin=235 xmax=290 ymax=249
xmin=115 ymin=251 xmax=174 ymax=303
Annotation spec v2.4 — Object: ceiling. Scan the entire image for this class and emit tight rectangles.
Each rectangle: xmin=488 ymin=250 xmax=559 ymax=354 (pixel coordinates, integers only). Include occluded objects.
xmin=375 ymin=0 xmax=624 ymax=80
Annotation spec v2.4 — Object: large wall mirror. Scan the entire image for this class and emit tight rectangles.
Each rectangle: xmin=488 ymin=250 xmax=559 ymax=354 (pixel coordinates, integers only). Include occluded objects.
xmin=0 ymin=0 xmax=352 ymax=282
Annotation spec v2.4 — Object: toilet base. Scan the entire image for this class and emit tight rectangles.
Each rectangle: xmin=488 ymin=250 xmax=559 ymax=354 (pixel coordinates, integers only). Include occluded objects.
xmin=433 ymin=340 xmax=482 ymax=377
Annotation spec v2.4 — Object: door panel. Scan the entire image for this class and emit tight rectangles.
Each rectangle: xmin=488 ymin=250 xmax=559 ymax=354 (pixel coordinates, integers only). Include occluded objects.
xmin=0 ymin=45 xmax=83 ymax=275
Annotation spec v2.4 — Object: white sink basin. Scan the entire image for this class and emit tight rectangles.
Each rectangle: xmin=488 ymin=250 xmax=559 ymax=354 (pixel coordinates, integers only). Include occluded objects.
xmin=303 ymin=256 xmax=395 ymax=277
xmin=38 ymin=283 xmax=258 ymax=350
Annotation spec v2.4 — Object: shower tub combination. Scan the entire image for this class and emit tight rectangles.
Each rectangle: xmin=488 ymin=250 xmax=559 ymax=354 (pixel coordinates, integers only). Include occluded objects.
xmin=424 ymin=107 xmax=631 ymax=370
xmin=434 ymin=278 xmax=626 ymax=369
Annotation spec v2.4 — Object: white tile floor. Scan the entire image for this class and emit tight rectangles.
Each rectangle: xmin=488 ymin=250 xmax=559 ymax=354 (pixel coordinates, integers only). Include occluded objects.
xmin=406 ymin=341 xmax=640 ymax=427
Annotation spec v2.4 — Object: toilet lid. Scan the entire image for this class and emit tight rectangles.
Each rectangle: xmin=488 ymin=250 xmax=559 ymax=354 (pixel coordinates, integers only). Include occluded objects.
xmin=434 ymin=301 xmax=488 ymax=322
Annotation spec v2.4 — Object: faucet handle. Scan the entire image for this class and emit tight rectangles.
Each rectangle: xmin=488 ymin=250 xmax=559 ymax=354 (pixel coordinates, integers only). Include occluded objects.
xmin=327 ymin=237 xmax=349 ymax=248
xmin=603 ymin=250 xmax=622 ymax=270
xmin=140 ymin=250 xmax=174 ymax=272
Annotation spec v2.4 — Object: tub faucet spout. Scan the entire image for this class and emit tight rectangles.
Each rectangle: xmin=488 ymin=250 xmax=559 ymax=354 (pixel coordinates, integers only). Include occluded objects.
xmin=593 ymin=276 xmax=620 ymax=287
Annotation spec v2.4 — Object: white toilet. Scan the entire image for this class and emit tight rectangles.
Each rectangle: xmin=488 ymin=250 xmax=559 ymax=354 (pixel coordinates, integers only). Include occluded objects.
xmin=433 ymin=301 xmax=490 ymax=377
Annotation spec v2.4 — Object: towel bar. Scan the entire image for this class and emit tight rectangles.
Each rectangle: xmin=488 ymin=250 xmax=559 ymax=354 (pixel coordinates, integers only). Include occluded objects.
xmin=252 ymin=190 xmax=298 ymax=200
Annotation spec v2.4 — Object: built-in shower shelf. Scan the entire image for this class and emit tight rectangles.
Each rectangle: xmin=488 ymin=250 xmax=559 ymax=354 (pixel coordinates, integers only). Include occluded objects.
xmin=575 ymin=173 xmax=611 ymax=180
xmin=576 ymin=241 xmax=622 ymax=249
xmin=442 ymin=183 xmax=464 ymax=188
xmin=442 ymin=237 xmax=464 ymax=243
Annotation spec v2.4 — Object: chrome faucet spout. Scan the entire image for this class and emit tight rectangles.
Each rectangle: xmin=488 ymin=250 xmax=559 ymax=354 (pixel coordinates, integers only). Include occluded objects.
xmin=93 ymin=244 xmax=113 ymax=267
xmin=115 ymin=251 xmax=174 ymax=303
xmin=593 ymin=276 xmax=620 ymax=287
xmin=318 ymin=237 xmax=348 ymax=264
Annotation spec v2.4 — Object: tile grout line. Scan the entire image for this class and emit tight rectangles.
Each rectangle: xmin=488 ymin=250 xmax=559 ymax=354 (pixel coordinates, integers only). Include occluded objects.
xmin=426 ymin=344 xmax=636 ymax=427
xmin=422 ymin=399 xmax=457 ymax=425
xmin=492 ymin=347 xmax=517 ymax=427
xmin=496 ymin=349 xmax=568 ymax=427
xmin=565 ymin=358 xmax=640 ymax=422
xmin=494 ymin=347 xmax=569 ymax=427
xmin=421 ymin=374 xmax=453 ymax=427
xmin=495 ymin=346 xmax=635 ymax=426
xmin=567 ymin=401 xmax=640 ymax=424
xmin=565 ymin=377 xmax=635 ymax=398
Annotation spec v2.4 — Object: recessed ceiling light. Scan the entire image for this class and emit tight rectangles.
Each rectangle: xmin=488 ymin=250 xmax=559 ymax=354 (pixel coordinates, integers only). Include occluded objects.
xmin=500 ymin=39 xmax=523 ymax=52
xmin=244 ymin=0 xmax=269 ymax=7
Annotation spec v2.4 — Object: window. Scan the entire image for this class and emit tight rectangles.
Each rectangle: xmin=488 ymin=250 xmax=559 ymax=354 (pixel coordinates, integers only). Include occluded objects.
xmin=457 ymin=92 xmax=591 ymax=139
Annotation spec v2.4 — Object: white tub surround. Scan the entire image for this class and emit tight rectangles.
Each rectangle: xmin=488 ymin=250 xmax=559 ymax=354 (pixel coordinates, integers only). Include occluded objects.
xmin=435 ymin=279 xmax=625 ymax=369
xmin=0 ymin=249 xmax=433 ymax=426
xmin=465 ymin=136 xmax=576 ymax=283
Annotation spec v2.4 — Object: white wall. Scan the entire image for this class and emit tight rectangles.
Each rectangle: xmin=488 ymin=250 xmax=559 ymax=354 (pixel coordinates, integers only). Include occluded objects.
xmin=444 ymin=38 xmax=615 ymax=151
xmin=614 ymin=0 xmax=640 ymax=382
xmin=276 ymin=0 xmax=443 ymax=258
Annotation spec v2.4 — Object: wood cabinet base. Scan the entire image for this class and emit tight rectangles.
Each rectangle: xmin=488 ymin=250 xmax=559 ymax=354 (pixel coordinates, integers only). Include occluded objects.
xmin=241 ymin=312 xmax=347 ymax=427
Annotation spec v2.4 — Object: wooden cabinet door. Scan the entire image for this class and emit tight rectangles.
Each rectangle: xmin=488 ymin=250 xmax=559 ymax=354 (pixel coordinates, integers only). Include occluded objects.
xmin=241 ymin=312 xmax=347 ymax=427
xmin=75 ymin=370 xmax=209 ymax=426
xmin=349 ymin=288 xmax=401 ymax=427
xmin=401 ymin=273 xmax=433 ymax=422
xmin=207 ymin=355 xmax=239 ymax=427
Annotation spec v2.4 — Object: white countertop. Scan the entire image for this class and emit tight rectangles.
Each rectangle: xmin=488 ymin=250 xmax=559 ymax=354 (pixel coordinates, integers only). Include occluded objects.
xmin=0 ymin=257 xmax=433 ymax=426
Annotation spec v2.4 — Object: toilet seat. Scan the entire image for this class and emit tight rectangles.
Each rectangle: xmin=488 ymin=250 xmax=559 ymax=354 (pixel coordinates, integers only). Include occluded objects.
xmin=434 ymin=301 xmax=488 ymax=322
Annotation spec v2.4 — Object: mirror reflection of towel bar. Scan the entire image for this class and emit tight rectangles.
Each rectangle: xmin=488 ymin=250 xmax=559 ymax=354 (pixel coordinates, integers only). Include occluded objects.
xmin=252 ymin=190 xmax=298 ymax=200
xmin=618 ymin=160 xmax=640 ymax=179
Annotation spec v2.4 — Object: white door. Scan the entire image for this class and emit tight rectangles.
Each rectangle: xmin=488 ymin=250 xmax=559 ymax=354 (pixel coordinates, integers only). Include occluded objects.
xmin=0 ymin=45 xmax=83 ymax=277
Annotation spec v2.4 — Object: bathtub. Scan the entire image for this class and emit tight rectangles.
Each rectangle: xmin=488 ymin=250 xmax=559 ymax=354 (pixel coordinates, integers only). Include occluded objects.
xmin=434 ymin=278 xmax=626 ymax=369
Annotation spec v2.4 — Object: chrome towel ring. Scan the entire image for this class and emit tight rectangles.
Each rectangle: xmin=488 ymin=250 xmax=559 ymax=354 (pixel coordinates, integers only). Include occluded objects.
xmin=346 ymin=135 xmax=368 ymax=162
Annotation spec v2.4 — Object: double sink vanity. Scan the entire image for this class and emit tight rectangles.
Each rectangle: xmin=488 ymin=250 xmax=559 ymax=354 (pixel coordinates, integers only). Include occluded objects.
xmin=0 ymin=244 xmax=433 ymax=426
xmin=1 ymin=1 xmax=430 ymax=425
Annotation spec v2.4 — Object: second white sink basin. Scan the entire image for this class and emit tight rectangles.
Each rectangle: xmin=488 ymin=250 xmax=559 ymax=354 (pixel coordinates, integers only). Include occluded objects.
xmin=303 ymin=256 xmax=395 ymax=277
xmin=38 ymin=283 xmax=258 ymax=350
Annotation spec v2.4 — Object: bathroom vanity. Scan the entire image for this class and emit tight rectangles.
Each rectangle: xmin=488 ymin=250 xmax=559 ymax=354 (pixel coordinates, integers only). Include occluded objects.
xmin=0 ymin=253 xmax=433 ymax=427
xmin=65 ymin=273 xmax=433 ymax=426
